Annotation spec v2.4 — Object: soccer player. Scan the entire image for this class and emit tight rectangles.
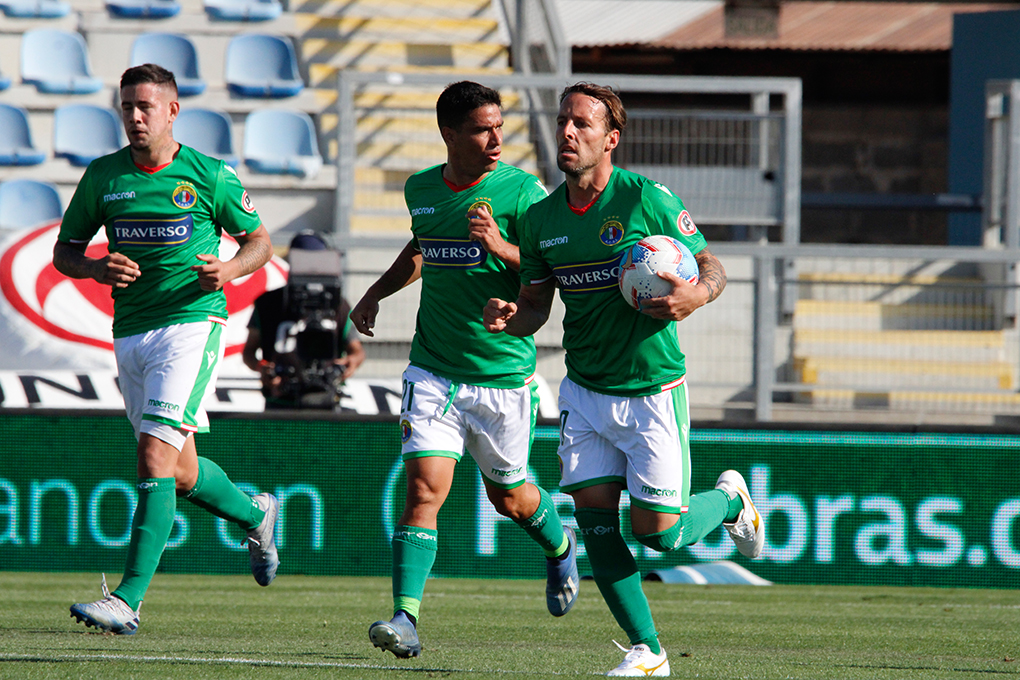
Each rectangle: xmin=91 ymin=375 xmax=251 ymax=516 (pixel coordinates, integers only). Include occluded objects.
xmin=483 ymin=82 xmax=765 ymax=677
xmin=53 ymin=64 xmax=279 ymax=635
xmin=350 ymin=80 xmax=579 ymax=659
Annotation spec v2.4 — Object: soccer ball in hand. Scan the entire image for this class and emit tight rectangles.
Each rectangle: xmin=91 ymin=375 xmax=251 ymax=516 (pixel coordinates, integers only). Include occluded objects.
xmin=618 ymin=235 xmax=700 ymax=309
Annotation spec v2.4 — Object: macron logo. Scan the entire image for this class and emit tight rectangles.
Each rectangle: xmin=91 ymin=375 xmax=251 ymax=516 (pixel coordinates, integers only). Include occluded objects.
xmin=539 ymin=236 xmax=568 ymax=249
xmin=104 ymin=191 xmax=136 ymax=203
xmin=410 ymin=206 xmax=435 ymax=216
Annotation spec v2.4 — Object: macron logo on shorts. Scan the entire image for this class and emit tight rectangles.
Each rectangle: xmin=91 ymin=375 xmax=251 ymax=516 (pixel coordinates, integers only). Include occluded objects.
xmin=206 ymin=350 xmax=216 ymax=368
xmin=147 ymin=398 xmax=180 ymax=412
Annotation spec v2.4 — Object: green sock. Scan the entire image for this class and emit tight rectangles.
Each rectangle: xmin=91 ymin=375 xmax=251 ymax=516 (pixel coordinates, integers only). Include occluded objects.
xmin=574 ymin=508 xmax=660 ymax=654
xmin=513 ymin=486 xmax=568 ymax=557
xmin=392 ymin=525 xmax=438 ymax=621
xmin=184 ymin=457 xmax=264 ymax=530
xmin=636 ymin=490 xmax=733 ymax=552
xmin=112 ymin=477 xmax=176 ymax=611
xmin=721 ymin=487 xmax=745 ymax=523
xmin=687 ymin=489 xmax=734 ymax=543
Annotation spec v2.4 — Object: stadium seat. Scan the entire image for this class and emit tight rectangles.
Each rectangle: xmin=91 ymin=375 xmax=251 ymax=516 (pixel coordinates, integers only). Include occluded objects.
xmin=0 ymin=104 xmax=47 ymax=166
xmin=130 ymin=33 xmax=205 ymax=96
xmin=21 ymin=29 xmax=103 ymax=95
xmin=0 ymin=0 xmax=70 ymax=17
xmin=175 ymin=108 xmax=238 ymax=167
xmin=225 ymin=34 xmax=303 ymax=98
xmin=243 ymin=109 xmax=322 ymax=178
xmin=106 ymin=0 xmax=181 ymax=18
xmin=204 ymin=0 xmax=281 ymax=21
xmin=0 ymin=179 xmax=63 ymax=230
xmin=54 ymin=104 xmax=123 ymax=167
xmin=0 ymin=61 xmax=9 ymax=91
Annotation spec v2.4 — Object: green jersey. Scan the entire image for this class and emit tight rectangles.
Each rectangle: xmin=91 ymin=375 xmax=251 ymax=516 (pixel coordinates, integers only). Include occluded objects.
xmin=519 ymin=167 xmax=707 ymax=397
xmin=58 ymin=145 xmax=262 ymax=338
xmin=405 ymin=161 xmax=547 ymax=388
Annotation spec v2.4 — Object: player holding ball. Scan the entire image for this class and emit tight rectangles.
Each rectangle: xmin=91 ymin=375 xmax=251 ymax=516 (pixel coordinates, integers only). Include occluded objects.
xmin=484 ymin=82 xmax=764 ymax=677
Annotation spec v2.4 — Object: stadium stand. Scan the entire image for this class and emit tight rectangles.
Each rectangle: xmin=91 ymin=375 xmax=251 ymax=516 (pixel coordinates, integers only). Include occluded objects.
xmin=105 ymin=0 xmax=181 ymax=18
xmin=0 ymin=0 xmax=70 ymax=17
xmin=0 ymin=104 xmax=47 ymax=166
xmin=224 ymin=33 xmax=302 ymax=97
xmin=0 ymin=178 xmax=63 ymax=229
xmin=53 ymin=103 xmax=122 ymax=166
xmin=203 ymin=0 xmax=281 ymax=22
xmin=175 ymin=107 xmax=238 ymax=166
xmin=20 ymin=29 xmax=103 ymax=94
xmin=243 ymin=108 xmax=322 ymax=177
xmin=130 ymin=32 xmax=205 ymax=96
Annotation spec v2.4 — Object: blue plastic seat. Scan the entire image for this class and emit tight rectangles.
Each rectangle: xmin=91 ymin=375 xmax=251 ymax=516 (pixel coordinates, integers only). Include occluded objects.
xmin=131 ymin=33 xmax=205 ymax=96
xmin=106 ymin=0 xmax=180 ymax=18
xmin=0 ymin=104 xmax=46 ymax=166
xmin=205 ymin=0 xmax=281 ymax=21
xmin=243 ymin=109 xmax=321 ymax=178
xmin=54 ymin=104 xmax=123 ymax=167
xmin=225 ymin=34 xmax=303 ymax=98
xmin=0 ymin=0 xmax=70 ymax=17
xmin=21 ymin=29 xmax=103 ymax=95
xmin=176 ymin=108 xmax=238 ymax=167
xmin=0 ymin=179 xmax=63 ymax=230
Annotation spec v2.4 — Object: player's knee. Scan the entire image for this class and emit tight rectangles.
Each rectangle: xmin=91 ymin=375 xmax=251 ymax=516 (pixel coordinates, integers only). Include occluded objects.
xmin=486 ymin=487 xmax=529 ymax=520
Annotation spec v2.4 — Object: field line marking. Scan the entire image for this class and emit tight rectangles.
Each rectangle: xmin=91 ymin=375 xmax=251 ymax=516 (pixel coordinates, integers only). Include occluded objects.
xmin=0 ymin=652 xmax=594 ymax=675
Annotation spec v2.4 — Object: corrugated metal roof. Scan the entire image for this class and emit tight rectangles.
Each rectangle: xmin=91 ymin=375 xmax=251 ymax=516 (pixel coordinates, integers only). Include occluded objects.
xmin=655 ymin=1 xmax=1014 ymax=51
xmin=557 ymin=0 xmax=719 ymax=47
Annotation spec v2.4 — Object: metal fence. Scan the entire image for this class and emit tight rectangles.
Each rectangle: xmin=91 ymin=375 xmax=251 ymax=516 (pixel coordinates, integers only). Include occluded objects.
xmin=332 ymin=71 xmax=802 ymax=248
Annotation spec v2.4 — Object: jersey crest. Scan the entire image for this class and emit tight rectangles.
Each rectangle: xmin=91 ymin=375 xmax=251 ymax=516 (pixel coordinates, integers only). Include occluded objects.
xmin=172 ymin=182 xmax=198 ymax=209
xmin=469 ymin=199 xmax=493 ymax=217
xmin=599 ymin=219 xmax=624 ymax=246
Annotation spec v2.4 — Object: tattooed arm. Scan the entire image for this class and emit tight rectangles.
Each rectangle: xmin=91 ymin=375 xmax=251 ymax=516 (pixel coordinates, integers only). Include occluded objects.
xmin=190 ymin=224 xmax=273 ymax=292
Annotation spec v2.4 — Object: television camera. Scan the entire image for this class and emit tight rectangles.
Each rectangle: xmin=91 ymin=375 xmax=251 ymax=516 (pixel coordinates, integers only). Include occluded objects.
xmin=273 ymin=247 xmax=346 ymax=409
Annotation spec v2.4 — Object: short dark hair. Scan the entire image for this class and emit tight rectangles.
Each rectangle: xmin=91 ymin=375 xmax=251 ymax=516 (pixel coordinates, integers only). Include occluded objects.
xmin=560 ymin=82 xmax=627 ymax=134
xmin=120 ymin=63 xmax=178 ymax=97
xmin=436 ymin=81 xmax=501 ymax=130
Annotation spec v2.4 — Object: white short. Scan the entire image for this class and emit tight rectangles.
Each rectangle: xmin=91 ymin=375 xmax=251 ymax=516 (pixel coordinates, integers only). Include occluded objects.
xmin=557 ymin=376 xmax=692 ymax=513
xmin=399 ymin=365 xmax=538 ymax=489
xmin=115 ymin=320 xmax=225 ymax=451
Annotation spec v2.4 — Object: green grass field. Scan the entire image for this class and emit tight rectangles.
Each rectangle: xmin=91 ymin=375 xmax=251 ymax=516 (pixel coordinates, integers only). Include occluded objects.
xmin=1 ymin=572 xmax=1018 ymax=679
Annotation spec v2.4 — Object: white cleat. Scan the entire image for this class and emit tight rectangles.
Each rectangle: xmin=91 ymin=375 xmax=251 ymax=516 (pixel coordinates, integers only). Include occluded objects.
xmin=607 ymin=641 xmax=670 ymax=677
xmin=716 ymin=470 xmax=765 ymax=559
xmin=69 ymin=574 xmax=139 ymax=635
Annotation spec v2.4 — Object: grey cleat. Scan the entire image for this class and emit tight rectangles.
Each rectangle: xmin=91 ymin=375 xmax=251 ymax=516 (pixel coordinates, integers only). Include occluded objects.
xmin=246 ymin=493 xmax=280 ymax=586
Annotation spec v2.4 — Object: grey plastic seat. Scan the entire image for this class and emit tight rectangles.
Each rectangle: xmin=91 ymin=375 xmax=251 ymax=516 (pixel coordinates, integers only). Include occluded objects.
xmin=0 ymin=179 xmax=63 ymax=230
xmin=131 ymin=33 xmax=205 ymax=96
xmin=54 ymin=104 xmax=123 ymax=166
xmin=21 ymin=29 xmax=103 ymax=94
xmin=243 ymin=109 xmax=321 ymax=178
xmin=175 ymin=108 xmax=238 ymax=167
xmin=0 ymin=104 xmax=46 ymax=165
xmin=225 ymin=34 xmax=303 ymax=98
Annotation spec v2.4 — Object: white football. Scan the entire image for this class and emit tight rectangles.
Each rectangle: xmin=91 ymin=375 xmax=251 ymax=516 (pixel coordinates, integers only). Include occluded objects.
xmin=618 ymin=235 xmax=700 ymax=309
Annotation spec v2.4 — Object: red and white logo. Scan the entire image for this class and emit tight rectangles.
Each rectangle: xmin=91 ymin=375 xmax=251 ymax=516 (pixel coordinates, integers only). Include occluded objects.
xmin=0 ymin=223 xmax=287 ymax=365
xmin=678 ymin=210 xmax=698 ymax=236
xmin=241 ymin=191 xmax=256 ymax=214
